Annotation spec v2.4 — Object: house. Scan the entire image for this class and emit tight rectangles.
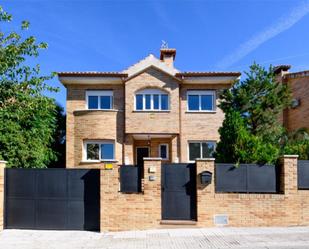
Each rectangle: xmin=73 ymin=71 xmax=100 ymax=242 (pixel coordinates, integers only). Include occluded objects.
xmin=275 ymin=65 xmax=309 ymax=131
xmin=58 ymin=48 xmax=241 ymax=169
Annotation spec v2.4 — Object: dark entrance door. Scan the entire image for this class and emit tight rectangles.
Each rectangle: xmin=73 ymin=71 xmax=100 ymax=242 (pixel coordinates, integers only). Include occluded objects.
xmin=162 ymin=163 xmax=197 ymax=220
xmin=4 ymin=169 xmax=100 ymax=231
xmin=136 ymin=147 xmax=149 ymax=176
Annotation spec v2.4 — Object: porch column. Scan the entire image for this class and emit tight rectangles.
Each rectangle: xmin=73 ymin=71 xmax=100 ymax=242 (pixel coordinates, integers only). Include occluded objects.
xmin=124 ymin=135 xmax=134 ymax=165
xmin=0 ymin=161 xmax=7 ymax=231
xmin=171 ymin=135 xmax=179 ymax=163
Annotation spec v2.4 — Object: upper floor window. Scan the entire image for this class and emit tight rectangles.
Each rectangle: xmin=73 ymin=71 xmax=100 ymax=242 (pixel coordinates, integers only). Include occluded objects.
xmin=187 ymin=90 xmax=215 ymax=112
xmin=86 ymin=90 xmax=113 ymax=110
xmin=135 ymin=89 xmax=169 ymax=111
xmin=84 ymin=140 xmax=115 ymax=161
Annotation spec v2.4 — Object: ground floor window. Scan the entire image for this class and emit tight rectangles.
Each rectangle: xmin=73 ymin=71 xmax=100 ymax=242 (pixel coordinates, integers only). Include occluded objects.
xmin=159 ymin=144 xmax=169 ymax=160
xmin=188 ymin=141 xmax=216 ymax=161
xmin=84 ymin=141 xmax=114 ymax=161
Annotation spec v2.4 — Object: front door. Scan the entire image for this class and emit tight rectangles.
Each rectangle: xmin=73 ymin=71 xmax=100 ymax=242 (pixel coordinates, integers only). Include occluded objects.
xmin=136 ymin=147 xmax=150 ymax=176
xmin=162 ymin=163 xmax=197 ymax=220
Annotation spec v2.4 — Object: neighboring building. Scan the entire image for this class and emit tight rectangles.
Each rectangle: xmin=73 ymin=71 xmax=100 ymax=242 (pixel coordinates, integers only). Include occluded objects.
xmin=275 ymin=65 xmax=309 ymax=131
xmin=58 ymin=48 xmax=240 ymax=168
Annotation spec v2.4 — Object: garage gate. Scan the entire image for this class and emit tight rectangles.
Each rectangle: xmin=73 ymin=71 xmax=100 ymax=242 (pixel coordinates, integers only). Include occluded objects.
xmin=4 ymin=169 xmax=100 ymax=231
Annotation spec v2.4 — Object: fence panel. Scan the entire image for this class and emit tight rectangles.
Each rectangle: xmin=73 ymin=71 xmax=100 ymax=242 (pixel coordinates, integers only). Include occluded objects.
xmin=216 ymin=163 xmax=278 ymax=193
xmin=119 ymin=165 xmax=141 ymax=193
xmin=298 ymin=160 xmax=309 ymax=189
xmin=5 ymin=168 xmax=100 ymax=231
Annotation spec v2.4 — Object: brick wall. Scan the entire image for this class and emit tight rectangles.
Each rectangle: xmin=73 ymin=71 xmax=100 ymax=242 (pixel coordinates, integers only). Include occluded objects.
xmin=125 ymin=67 xmax=180 ymax=134
xmin=195 ymin=156 xmax=306 ymax=227
xmin=284 ymin=77 xmax=309 ymax=131
xmin=179 ymin=84 xmax=231 ymax=162
xmin=100 ymin=158 xmax=162 ymax=231
xmin=66 ymin=84 xmax=124 ymax=167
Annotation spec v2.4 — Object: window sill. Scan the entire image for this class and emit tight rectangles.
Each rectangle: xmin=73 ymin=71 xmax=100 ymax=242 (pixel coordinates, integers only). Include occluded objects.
xmin=133 ymin=110 xmax=170 ymax=113
xmin=185 ymin=111 xmax=216 ymax=114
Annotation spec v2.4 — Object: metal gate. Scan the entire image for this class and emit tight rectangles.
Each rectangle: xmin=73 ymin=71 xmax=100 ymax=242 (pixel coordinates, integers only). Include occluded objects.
xmin=161 ymin=163 xmax=197 ymax=220
xmin=4 ymin=169 xmax=100 ymax=231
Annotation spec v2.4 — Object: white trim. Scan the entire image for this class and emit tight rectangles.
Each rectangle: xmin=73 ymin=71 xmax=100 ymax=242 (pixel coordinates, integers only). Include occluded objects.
xmin=135 ymin=146 xmax=150 ymax=165
xmin=83 ymin=140 xmax=115 ymax=161
xmin=159 ymin=143 xmax=169 ymax=160
xmin=187 ymin=140 xmax=216 ymax=163
xmin=135 ymin=90 xmax=169 ymax=111
xmin=85 ymin=90 xmax=113 ymax=110
xmin=187 ymin=90 xmax=216 ymax=112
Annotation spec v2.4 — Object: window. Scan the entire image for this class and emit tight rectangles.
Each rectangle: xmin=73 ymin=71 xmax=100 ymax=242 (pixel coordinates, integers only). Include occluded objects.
xmin=135 ymin=89 xmax=169 ymax=111
xmin=84 ymin=141 xmax=115 ymax=161
xmin=187 ymin=90 xmax=215 ymax=111
xmin=159 ymin=144 xmax=169 ymax=160
xmin=86 ymin=90 xmax=113 ymax=110
xmin=188 ymin=141 xmax=216 ymax=161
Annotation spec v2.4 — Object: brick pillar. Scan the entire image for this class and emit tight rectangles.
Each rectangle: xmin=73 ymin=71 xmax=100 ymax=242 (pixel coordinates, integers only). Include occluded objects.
xmin=281 ymin=155 xmax=298 ymax=195
xmin=100 ymin=163 xmax=119 ymax=232
xmin=171 ymin=135 xmax=179 ymax=163
xmin=124 ymin=135 xmax=134 ymax=165
xmin=0 ymin=161 xmax=7 ymax=231
xmin=143 ymin=158 xmax=162 ymax=225
xmin=196 ymin=158 xmax=215 ymax=226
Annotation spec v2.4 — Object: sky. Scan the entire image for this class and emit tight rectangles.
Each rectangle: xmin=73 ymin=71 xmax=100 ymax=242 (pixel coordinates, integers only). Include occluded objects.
xmin=2 ymin=0 xmax=309 ymax=110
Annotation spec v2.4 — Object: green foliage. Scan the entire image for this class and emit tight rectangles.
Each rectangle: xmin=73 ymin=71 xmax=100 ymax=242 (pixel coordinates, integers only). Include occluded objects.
xmin=219 ymin=63 xmax=290 ymax=143
xmin=281 ymin=128 xmax=309 ymax=160
xmin=215 ymin=110 xmax=279 ymax=164
xmin=0 ymin=6 xmax=59 ymax=168
xmin=216 ymin=63 xmax=290 ymax=164
xmin=48 ymin=104 xmax=66 ymax=168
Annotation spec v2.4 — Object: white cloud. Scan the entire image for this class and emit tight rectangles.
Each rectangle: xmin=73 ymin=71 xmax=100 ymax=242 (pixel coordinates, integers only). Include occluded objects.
xmin=216 ymin=0 xmax=309 ymax=69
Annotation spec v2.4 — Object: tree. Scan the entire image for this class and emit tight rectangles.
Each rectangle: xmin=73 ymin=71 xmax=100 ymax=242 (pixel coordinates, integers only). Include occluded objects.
xmin=0 ymin=6 xmax=59 ymax=168
xmin=215 ymin=63 xmax=290 ymax=164
xmin=215 ymin=110 xmax=279 ymax=164
xmin=281 ymin=128 xmax=309 ymax=160
xmin=219 ymin=63 xmax=291 ymax=143
xmin=48 ymin=104 xmax=66 ymax=168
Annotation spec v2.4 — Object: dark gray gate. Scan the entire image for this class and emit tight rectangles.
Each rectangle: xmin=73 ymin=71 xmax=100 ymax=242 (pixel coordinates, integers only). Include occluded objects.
xmin=4 ymin=169 xmax=100 ymax=231
xmin=161 ymin=163 xmax=197 ymax=220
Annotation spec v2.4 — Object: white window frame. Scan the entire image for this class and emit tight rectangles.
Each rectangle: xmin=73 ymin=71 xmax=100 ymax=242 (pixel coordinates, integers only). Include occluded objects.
xmin=85 ymin=90 xmax=113 ymax=110
xmin=83 ymin=140 xmax=115 ymax=162
xmin=159 ymin=143 xmax=169 ymax=160
xmin=134 ymin=89 xmax=169 ymax=111
xmin=187 ymin=90 xmax=216 ymax=112
xmin=187 ymin=141 xmax=216 ymax=162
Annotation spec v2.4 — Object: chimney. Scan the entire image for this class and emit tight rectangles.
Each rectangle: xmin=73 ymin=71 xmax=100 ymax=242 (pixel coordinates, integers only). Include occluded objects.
xmin=273 ymin=65 xmax=291 ymax=77
xmin=160 ymin=48 xmax=176 ymax=68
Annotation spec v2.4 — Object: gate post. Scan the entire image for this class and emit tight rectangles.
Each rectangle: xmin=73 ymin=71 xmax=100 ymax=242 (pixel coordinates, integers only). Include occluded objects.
xmin=0 ymin=161 xmax=7 ymax=231
xmin=196 ymin=158 xmax=215 ymax=226
xmin=281 ymin=155 xmax=298 ymax=195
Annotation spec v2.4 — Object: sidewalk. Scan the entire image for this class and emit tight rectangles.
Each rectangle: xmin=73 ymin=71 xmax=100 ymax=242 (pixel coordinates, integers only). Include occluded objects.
xmin=1 ymin=227 xmax=309 ymax=249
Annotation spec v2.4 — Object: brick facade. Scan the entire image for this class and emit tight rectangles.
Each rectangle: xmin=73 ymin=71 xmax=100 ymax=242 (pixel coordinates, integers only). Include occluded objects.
xmin=284 ymin=75 xmax=309 ymax=131
xmin=61 ymin=49 xmax=239 ymax=168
